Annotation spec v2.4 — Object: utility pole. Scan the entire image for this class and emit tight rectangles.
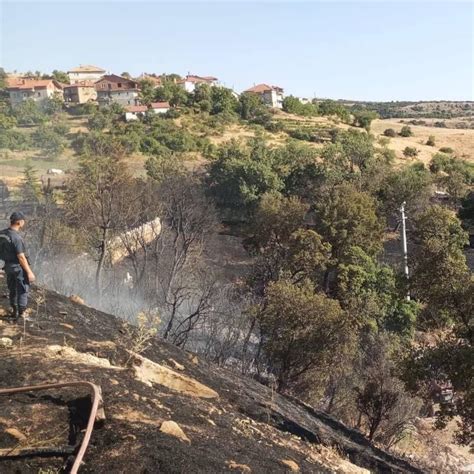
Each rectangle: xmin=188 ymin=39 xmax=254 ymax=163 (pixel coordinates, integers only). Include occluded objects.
xmin=400 ymin=201 xmax=410 ymax=301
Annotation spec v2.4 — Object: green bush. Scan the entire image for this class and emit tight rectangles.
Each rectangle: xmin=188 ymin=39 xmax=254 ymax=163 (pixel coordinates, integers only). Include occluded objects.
xmin=439 ymin=147 xmax=454 ymax=154
xmin=426 ymin=135 xmax=436 ymax=146
xmin=32 ymin=125 xmax=67 ymax=157
xmin=282 ymin=96 xmax=318 ymax=117
xmin=288 ymin=128 xmax=313 ymax=141
xmin=0 ymin=129 xmax=32 ymax=151
xmin=399 ymin=125 xmax=413 ymax=137
xmin=352 ymin=110 xmax=378 ymax=131
xmin=403 ymin=146 xmax=418 ymax=158
xmin=383 ymin=128 xmax=396 ymax=137
xmin=265 ymin=121 xmax=285 ymax=133
xmin=12 ymin=99 xmax=46 ymax=126
xmin=0 ymin=113 xmax=17 ymax=130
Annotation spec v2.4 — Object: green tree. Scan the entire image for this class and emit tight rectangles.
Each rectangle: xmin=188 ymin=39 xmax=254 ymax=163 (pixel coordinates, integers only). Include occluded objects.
xmin=155 ymin=80 xmax=189 ymax=107
xmin=336 ymin=246 xmax=418 ymax=336
xmin=0 ymin=67 xmax=7 ymax=89
xmin=352 ymin=110 xmax=378 ymax=131
xmin=410 ymin=205 xmax=470 ymax=329
xmin=32 ymin=124 xmax=67 ymax=157
xmin=0 ymin=113 xmax=17 ymax=130
xmin=139 ymin=78 xmax=158 ymax=105
xmin=257 ymin=279 xmax=347 ymax=391
xmin=42 ymin=92 xmax=64 ymax=116
xmin=404 ymin=207 xmax=473 ymax=444
xmin=210 ymin=86 xmax=238 ymax=115
xmin=377 ymin=164 xmax=432 ymax=217
xmin=145 ymin=150 xmax=185 ymax=183
xmin=13 ymin=99 xmax=46 ymax=126
xmin=207 ymin=139 xmax=284 ymax=212
xmin=313 ymin=183 xmax=385 ymax=260
xmin=52 ymin=70 xmax=70 ymax=84
xmin=21 ymin=161 xmax=42 ymax=212
xmin=249 ymin=193 xmax=331 ymax=289
xmin=238 ymin=92 xmax=267 ymax=121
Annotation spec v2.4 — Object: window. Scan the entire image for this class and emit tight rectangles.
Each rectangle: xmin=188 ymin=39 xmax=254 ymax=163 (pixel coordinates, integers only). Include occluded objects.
xmin=118 ymin=83 xmax=122 ymax=88
xmin=37 ymin=92 xmax=41 ymax=97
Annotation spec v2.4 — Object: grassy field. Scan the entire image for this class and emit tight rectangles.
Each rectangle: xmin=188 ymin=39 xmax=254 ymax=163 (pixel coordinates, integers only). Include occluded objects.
xmin=371 ymin=118 xmax=474 ymax=165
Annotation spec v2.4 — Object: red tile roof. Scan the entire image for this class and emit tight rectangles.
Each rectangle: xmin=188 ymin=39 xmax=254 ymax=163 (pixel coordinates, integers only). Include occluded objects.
xmin=95 ymin=75 xmax=139 ymax=91
xmin=181 ymin=75 xmax=218 ymax=84
xmin=245 ymin=83 xmax=283 ymax=93
xmin=150 ymin=101 xmax=170 ymax=109
xmin=125 ymin=105 xmax=148 ymax=113
xmin=6 ymin=78 xmax=63 ymax=91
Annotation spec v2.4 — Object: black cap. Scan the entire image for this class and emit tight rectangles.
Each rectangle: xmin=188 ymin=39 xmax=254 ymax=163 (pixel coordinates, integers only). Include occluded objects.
xmin=10 ymin=211 xmax=26 ymax=222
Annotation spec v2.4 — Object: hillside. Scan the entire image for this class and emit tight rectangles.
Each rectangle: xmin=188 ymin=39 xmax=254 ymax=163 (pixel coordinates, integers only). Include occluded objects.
xmin=1 ymin=105 xmax=474 ymax=192
xmin=0 ymin=278 xmax=427 ymax=474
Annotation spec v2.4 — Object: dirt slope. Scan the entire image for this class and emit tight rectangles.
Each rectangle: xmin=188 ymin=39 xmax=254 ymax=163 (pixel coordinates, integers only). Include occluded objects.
xmin=0 ymin=278 xmax=423 ymax=473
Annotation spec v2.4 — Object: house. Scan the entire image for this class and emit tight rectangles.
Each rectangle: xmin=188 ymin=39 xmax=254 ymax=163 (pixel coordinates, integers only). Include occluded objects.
xmin=95 ymin=74 xmax=140 ymax=107
xmin=124 ymin=105 xmax=148 ymax=121
xmin=63 ymin=81 xmax=97 ymax=103
xmin=178 ymin=74 xmax=218 ymax=93
xmin=244 ymin=84 xmax=284 ymax=109
xmin=6 ymin=78 xmax=64 ymax=108
xmin=68 ymin=65 xmax=106 ymax=84
xmin=150 ymin=101 xmax=170 ymax=114
xmin=124 ymin=102 xmax=170 ymax=121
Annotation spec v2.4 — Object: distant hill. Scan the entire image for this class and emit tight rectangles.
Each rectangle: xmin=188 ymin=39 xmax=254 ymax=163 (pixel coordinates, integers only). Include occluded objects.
xmin=332 ymin=99 xmax=474 ymax=119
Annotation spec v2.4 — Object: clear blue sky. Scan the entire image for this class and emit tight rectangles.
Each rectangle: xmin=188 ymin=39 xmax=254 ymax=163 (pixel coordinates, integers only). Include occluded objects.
xmin=1 ymin=1 xmax=473 ymax=101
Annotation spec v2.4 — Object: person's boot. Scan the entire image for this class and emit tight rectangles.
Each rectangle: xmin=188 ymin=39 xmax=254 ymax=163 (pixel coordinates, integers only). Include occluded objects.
xmin=9 ymin=305 xmax=18 ymax=319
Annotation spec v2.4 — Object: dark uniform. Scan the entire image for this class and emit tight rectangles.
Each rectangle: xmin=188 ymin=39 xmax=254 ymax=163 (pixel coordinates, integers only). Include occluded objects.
xmin=0 ymin=227 xmax=30 ymax=314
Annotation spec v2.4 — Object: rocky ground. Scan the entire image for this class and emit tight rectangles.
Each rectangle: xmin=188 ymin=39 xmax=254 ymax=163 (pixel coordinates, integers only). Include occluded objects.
xmin=0 ymin=275 xmax=424 ymax=473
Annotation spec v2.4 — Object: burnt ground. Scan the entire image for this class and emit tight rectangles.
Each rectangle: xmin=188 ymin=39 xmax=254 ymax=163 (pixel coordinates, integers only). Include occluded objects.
xmin=0 ymin=276 xmax=424 ymax=474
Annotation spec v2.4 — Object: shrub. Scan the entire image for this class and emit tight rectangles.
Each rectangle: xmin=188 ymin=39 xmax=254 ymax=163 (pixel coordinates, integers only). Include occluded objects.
xmin=13 ymin=99 xmax=46 ymax=126
xmin=32 ymin=125 xmax=67 ymax=157
xmin=426 ymin=135 xmax=436 ymax=146
xmin=403 ymin=146 xmax=418 ymax=158
xmin=399 ymin=126 xmax=413 ymax=137
xmin=288 ymin=128 xmax=313 ymax=141
xmin=265 ymin=121 xmax=285 ymax=133
xmin=282 ymin=96 xmax=318 ymax=117
xmin=383 ymin=128 xmax=396 ymax=137
xmin=352 ymin=110 xmax=378 ymax=131
xmin=0 ymin=129 xmax=32 ymax=151
xmin=0 ymin=113 xmax=17 ymax=130
xmin=165 ymin=108 xmax=181 ymax=119
xmin=439 ymin=147 xmax=454 ymax=154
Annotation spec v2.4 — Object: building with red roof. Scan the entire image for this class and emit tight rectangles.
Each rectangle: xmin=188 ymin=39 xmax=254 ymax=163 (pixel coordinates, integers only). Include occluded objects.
xmin=6 ymin=78 xmax=64 ymax=108
xmin=95 ymin=74 xmax=140 ymax=107
xmin=244 ymin=83 xmax=284 ymax=109
xmin=179 ymin=74 xmax=219 ymax=93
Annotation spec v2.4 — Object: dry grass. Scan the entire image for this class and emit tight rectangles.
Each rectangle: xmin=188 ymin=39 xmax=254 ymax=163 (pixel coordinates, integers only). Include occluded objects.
xmin=371 ymin=118 xmax=474 ymax=165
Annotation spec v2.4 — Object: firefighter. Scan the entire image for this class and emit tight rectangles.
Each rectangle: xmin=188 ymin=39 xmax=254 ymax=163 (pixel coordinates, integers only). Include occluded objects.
xmin=0 ymin=212 xmax=36 ymax=319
